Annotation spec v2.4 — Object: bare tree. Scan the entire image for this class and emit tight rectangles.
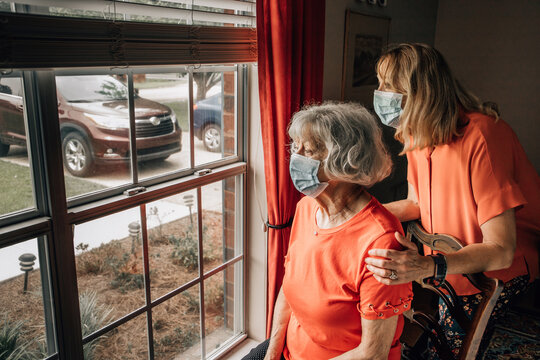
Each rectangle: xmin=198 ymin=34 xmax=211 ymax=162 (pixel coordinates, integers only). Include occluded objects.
xmin=193 ymin=72 xmax=221 ymax=101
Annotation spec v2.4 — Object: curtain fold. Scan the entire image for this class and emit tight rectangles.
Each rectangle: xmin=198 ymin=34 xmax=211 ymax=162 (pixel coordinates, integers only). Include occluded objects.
xmin=257 ymin=0 xmax=326 ymax=337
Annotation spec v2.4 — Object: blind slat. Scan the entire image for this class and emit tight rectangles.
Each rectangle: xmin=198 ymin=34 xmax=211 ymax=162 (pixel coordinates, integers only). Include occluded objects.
xmin=167 ymin=0 xmax=255 ymax=13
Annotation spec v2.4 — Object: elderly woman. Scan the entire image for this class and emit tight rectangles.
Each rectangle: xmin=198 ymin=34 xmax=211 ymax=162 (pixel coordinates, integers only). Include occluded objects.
xmin=243 ymin=102 xmax=413 ymax=360
xmin=365 ymin=43 xmax=540 ymax=358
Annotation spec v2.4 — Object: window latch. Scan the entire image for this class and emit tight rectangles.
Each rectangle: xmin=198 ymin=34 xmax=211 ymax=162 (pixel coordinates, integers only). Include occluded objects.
xmin=194 ymin=169 xmax=212 ymax=176
xmin=123 ymin=186 xmax=146 ymax=196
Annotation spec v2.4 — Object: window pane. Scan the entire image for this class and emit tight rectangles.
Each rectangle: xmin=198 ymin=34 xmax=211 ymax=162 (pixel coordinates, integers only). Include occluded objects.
xmin=153 ymin=285 xmax=201 ymax=360
xmin=194 ymin=70 xmax=236 ymax=166
xmin=0 ymin=74 xmax=36 ymax=217
xmin=0 ymin=237 xmax=57 ymax=358
xmin=202 ymin=176 xmax=241 ymax=272
xmin=74 ymin=208 xmax=145 ymax=327
xmin=56 ymin=74 xmax=132 ymax=196
xmin=146 ymin=191 xmax=199 ymax=300
xmin=83 ymin=313 xmax=148 ymax=360
xmin=204 ymin=262 xmax=243 ymax=358
xmin=135 ymin=72 xmax=188 ymax=181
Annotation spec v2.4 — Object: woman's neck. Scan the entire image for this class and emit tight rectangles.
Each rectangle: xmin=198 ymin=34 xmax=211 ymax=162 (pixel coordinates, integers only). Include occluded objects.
xmin=315 ymin=182 xmax=370 ymax=229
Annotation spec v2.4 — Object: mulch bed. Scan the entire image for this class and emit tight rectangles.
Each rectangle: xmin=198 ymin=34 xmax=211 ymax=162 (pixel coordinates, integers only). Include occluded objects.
xmin=1 ymin=210 xmax=230 ymax=359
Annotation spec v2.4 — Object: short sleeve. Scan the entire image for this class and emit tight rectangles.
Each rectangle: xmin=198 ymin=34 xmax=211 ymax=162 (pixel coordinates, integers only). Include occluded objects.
xmin=357 ymin=233 xmax=413 ymax=320
xmin=470 ymin=123 xmax=527 ymax=225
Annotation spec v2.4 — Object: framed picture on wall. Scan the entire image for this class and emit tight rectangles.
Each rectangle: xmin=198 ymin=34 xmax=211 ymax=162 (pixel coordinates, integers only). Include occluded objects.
xmin=341 ymin=10 xmax=390 ymax=107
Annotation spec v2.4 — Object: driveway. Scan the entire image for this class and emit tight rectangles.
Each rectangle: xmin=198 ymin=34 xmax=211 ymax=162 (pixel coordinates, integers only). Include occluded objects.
xmin=2 ymin=131 xmax=223 ymax=188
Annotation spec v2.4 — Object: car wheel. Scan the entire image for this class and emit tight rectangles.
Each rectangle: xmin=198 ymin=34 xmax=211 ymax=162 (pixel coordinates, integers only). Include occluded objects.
xmin=203 ymin=124 xmax=221 ymax=153
xmin=0 ymin=141 xmax=9 ymax=157
xmin=155 ymin=155 xmax=170 ymax=162
xmin=62 ymin=132 xmax=94 ymax=177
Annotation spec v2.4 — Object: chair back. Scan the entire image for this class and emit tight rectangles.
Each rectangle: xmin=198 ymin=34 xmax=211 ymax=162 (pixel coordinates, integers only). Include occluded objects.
xmin=406 ymin=221 xmax=504 ymax=360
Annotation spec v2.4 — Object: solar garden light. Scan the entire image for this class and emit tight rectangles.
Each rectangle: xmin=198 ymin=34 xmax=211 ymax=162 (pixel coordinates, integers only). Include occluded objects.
xmin=183 ymin=194 xmax=194 ymax=225
xmin=19 ymin=253 xmax=36 ymax=294
xmin=128 ymin=221 xmax=141 ymax=254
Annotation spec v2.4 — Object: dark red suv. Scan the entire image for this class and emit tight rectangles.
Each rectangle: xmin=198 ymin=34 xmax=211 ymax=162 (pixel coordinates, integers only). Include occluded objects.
xmin=0 ymin=75 xmax=182 ymax=176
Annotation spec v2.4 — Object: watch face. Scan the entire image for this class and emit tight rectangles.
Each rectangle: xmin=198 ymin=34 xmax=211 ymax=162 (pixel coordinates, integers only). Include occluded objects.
xmin=378 ymin=0 xmax=388 ymax=6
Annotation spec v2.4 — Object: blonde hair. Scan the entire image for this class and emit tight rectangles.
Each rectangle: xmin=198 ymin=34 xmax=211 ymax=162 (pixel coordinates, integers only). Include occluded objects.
xmin=377 ymin=43 xmax=499 ymax=152
xmin=288 ymin=102 xmax=392 ymax=187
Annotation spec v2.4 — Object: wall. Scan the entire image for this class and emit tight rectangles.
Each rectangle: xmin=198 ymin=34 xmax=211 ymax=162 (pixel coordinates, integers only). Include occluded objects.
xmin=323 ymin=0 xmax=439 ymax=100
xmin=246 ymin=64 xmax=267 ymax=342
xmin=435 ymin=0 xmax=540 ymax=172
xmin=323 ymin=0 xmax=440 ymax=202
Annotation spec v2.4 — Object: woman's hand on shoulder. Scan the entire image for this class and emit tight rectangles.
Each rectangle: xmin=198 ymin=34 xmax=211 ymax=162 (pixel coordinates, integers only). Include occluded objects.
xmin=365 ymin=232 xmax=433 ymax=285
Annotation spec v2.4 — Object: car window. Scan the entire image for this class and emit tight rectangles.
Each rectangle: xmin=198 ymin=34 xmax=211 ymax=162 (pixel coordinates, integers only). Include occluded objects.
xmin=0 ymin=77 xmax=22 ymax=96
xmin=56 ymin=75 xmax=129 ymax=102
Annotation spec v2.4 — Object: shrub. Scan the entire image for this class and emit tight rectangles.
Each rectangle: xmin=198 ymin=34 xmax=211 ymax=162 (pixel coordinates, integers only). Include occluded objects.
xmin=157 ymin=323 xmax=199 ymax=351
xmin=76 ymin=241 xmax=123 ymax=276
xmin=181 ymin=292 xmax=200 ymax=314
xmin=0 ymin=314 xmax=37 ymax=360
xmin=175 ymin=323 xmax=199 ymax=350
xmin=169 ymin=224 xmax=218 ymax=271
xmin=147 ymin=206 xmax=169 ymax=245
xmin=110 ymin=272 xmax=144 ymax=293
xmin=169 ymin=225 xmax=199 ymax=271
xmin=79 ymin=291 xmax=113 ymax=360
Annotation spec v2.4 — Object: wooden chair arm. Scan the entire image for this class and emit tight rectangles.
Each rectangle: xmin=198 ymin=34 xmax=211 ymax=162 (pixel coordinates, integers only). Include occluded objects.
xmin=405 ymin=221 xmax=505 ymax=360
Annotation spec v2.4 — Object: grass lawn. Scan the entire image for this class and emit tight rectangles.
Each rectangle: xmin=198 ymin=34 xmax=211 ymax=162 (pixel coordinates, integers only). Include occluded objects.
xmin=164 ymin=100 xmax=189 ymax=131
xmin=0 ymin=160 xmax=106 ymax=215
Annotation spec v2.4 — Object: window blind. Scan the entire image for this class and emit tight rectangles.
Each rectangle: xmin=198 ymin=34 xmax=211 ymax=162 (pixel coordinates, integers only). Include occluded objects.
xmin=0 ymin=3 xmax=257 ymax=69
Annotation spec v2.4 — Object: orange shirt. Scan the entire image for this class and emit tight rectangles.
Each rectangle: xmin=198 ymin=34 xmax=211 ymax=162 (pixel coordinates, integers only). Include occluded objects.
xmin=282 ymin=196 xmax=413 ymax=360
xmin=407 ymin=112 xmax=540 ymax=295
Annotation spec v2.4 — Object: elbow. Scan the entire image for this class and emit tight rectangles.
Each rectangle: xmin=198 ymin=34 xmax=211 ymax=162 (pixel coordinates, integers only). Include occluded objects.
xmin=498 ymin=244 xmax=516 ymax=270
xmin=501 ymin=248 xmax=515 ymax=269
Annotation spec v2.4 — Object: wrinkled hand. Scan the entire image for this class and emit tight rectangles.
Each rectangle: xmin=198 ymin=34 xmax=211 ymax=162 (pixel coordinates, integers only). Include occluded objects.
xmin=365 ymin=232 xmax=433 ymax=285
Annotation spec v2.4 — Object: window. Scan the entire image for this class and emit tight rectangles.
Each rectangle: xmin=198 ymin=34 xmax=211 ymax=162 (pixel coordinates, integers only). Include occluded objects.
xmin=0 ymin=2 xmax=254 ymax=359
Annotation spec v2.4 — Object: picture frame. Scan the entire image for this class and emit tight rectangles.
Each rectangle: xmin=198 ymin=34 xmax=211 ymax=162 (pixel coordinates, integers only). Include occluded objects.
xmin=341 ymin=10 xmax=391 ymax=107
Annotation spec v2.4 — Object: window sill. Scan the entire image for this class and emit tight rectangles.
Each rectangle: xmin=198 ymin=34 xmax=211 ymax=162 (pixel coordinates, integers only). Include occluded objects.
xmin=220 ymin=338 xmax=260 ymax=360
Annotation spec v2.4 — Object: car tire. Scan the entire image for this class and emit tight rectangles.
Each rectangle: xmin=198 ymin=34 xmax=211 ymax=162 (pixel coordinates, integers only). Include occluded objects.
xmin=155 ymin=155 xmax=170 ymax=162
xmin=62 ymin=132 xmax=94 ymax=177
xmin=0 ymin=141 xmax=9 ymax=157
xmin=202 ymin=124 xmax=221 ymax=153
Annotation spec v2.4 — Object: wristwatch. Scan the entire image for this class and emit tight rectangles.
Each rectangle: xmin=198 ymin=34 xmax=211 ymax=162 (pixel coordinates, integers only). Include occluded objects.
xmin=425 ymin=254 xmax=447 ymax=288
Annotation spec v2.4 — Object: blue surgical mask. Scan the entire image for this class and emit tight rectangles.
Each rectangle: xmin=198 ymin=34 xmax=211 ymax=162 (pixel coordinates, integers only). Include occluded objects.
xmin=373 ymin=90 xmax=403 ymax=128
xmin=289 ymin=153 xmax=328 ymax=198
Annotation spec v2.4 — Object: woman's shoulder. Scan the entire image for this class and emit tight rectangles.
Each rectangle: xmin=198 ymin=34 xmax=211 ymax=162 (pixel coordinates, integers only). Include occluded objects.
xmin=297 ymin=195 xmax=316 ymax=209
xmin=464 ymin=112 xmax=515 ymax=142
xmin=364 ymin=197 xmax=403 ymax=244
xmin=293 ymin=196 xmax=317 ymax=218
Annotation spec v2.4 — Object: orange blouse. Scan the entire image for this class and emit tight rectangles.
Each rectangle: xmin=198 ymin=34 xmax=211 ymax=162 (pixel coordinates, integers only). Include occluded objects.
xmin=407 ymin=112 xmax=540 ymax=295
xmin=282 ymin=196 xmax=412 ymax=360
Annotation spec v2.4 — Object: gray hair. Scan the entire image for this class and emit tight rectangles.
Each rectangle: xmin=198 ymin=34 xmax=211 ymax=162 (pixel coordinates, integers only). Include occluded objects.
xmin=288 ymin=102 xmax=392 ymax=187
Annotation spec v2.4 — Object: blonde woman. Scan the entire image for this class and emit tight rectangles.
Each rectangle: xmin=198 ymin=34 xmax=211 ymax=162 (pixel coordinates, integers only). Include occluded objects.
xmin=365 ymin=43 xmax=540 ymax=358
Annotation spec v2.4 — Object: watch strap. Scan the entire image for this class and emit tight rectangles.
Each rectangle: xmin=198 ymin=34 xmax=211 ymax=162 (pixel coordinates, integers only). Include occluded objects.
xmin=426 ymin=254 xmax=447 ymax=288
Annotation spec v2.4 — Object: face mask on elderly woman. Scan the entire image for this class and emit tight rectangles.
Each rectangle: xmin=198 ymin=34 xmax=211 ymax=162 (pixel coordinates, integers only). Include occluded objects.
xmin=289 ymin=153 xmax=328 ymax=198
xmin=373 ymin=90 xmax=403 ymax=128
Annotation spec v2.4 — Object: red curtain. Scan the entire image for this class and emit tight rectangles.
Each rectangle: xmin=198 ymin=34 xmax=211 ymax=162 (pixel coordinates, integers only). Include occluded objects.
xmin=257 ymin=0 xmax=326 ymax=336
